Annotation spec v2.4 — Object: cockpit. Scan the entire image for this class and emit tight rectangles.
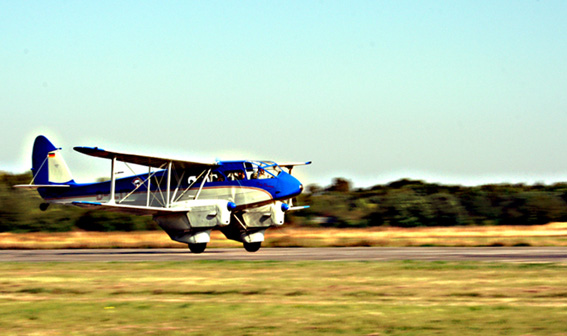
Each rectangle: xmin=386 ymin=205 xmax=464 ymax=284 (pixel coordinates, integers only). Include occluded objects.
xmin=246 ymin=161 xmax=281 ymax=180
xmin=207 ymin=161 xmax=283 ymax=183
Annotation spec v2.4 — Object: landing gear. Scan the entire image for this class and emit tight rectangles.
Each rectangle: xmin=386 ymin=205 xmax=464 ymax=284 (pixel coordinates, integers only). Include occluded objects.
xmin=243 ymin=242 xmax=261 ymax=253
xmin=39 ymin=203 xmax=49 ymax=211
xmin=188 ymin=243 xmax=207 ymax=254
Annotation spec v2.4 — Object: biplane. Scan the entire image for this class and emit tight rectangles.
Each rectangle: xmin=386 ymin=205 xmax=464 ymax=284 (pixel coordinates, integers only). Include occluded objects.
xmin=16 ymin=135 xmax=310 ymax=253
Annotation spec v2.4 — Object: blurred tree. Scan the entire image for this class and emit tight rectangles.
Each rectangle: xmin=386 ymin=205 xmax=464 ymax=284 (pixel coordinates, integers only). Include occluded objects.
xmin=4 ymin=171 xmax=567 ymax=230
xmin=306 ymin=184 xmax=322 ymax=194
xmin=518 ymin=192 xmax=567 ymax=224
xmin=372 ymin=190 xmax=435 ymax=227
xmin=427 ymin=193 xmax=468 ymax=226
xmin=326 ymin=178 xmax=351 ymax=193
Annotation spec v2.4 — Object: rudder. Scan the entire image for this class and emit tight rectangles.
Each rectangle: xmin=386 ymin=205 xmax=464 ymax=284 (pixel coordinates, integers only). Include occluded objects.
xmin=31 ymin=135 xmax=74 ymax=184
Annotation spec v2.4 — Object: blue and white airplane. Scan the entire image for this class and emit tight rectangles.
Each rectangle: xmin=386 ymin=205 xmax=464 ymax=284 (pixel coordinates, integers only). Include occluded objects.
xmin=16 ymin=135 xmax=310 ymax=253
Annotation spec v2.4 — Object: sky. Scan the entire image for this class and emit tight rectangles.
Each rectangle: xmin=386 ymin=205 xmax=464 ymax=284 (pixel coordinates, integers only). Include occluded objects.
xmin=2 ymin=1 xmax=567 ymax=188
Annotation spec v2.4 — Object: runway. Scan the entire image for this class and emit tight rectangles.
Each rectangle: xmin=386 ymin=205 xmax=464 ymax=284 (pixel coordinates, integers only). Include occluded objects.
xmin=1 ymin=247 xmax=567 ymax=262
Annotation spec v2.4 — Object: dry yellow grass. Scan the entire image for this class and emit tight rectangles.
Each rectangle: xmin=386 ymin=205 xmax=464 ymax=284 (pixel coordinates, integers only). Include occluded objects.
xmin=2 ymin=222 xmax=567 ymax=249
xmin=265 ymin=222 xmax=567 ymax=247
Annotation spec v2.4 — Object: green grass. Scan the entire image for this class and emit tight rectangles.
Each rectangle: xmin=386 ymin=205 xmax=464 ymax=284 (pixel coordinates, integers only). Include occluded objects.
xmin=1 ymin=261 xmax=567 ymax=335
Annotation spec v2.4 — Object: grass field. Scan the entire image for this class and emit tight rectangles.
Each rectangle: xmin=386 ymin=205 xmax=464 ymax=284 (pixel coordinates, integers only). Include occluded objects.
xmin=1 ymin=261 xmax=567 ymax=335
xmin=2 ymin=222 xmax=567 ymax=249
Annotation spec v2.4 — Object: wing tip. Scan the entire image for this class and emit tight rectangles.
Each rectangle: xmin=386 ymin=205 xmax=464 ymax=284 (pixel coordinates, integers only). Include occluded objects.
xmin=72 ymin=201 xmax=102 ymax=205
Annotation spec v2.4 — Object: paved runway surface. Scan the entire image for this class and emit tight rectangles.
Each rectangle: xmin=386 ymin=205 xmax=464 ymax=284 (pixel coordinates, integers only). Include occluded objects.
xmin=1 ymin=247 xmax=567 ymax=262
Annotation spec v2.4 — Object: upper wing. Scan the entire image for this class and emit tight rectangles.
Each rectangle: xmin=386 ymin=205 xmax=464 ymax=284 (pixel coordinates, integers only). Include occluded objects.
xmin=73 ymin=146 xmax=218 ymax=170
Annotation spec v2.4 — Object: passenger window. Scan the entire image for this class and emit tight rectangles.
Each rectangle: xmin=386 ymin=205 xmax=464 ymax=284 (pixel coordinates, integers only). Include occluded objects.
xmin=209 ymin=172 xmax=225 ymax=182
xmin=225 ymin=170 xmax=246 ymax=181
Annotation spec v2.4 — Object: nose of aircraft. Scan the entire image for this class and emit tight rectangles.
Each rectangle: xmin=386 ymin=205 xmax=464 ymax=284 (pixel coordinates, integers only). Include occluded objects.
xmin=277 ymin=172 xmax=303 ymax=199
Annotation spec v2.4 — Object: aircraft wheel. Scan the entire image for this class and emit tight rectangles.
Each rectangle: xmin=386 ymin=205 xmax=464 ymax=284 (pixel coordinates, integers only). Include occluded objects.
xmin=39 ymin=203 xmax=49 ymax=211
xmin=243 ymin=242 xmax=261 ymax=253
xmin=188 ymin=243 xmax=207 ymax=254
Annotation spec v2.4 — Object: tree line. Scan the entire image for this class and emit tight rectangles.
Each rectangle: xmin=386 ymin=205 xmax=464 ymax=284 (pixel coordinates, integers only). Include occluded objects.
xmin=2 ymin=172 xmax=567 ymax=232
xmin=291 ymin=178 xmax=567 ymax=228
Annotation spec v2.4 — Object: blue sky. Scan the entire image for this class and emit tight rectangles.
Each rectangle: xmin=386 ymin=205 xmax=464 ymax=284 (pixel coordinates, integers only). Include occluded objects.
xmin=2 ymin=1 xmax=567 ymax=187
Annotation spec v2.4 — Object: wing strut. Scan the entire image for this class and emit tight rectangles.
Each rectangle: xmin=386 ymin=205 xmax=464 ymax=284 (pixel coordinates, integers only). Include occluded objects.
xmin=146 ymin=166 xmax=151 ymax=206
xmin=194 ymin=169 xmax=211 ymax=201
xmin=174 ymin=169 xmax=208 ymax=202
xmin=170 ymin=170 xmax=186 ymax=204
xmin=109 ymin=157 xmax=117 ymax=204
xmin=166 ymin=161 xmax=172 ymax=208
xmin=117 ymin=162 xmax=166 ymax=205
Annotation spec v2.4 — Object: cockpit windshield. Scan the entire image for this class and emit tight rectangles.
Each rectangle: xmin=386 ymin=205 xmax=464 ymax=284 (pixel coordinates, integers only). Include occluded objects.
xmin=246 ymin=161 xmax=281 ymax=179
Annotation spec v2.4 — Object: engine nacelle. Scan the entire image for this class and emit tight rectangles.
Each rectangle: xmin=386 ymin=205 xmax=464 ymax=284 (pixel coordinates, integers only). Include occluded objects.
xmin=171 ymin=199 xmax=233 ymax=227
xmin=271 ymin=201 xmax=287 ymax=226
xmin=154 ymin=199 xmax=235 ymax=244
xmin=241 ymin=201 xmax=287 ymax=228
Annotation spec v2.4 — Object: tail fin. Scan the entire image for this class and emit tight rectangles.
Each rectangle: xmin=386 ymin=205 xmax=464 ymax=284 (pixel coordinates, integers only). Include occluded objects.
xmin=31 ymin=135 xmax=75 ymax=184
